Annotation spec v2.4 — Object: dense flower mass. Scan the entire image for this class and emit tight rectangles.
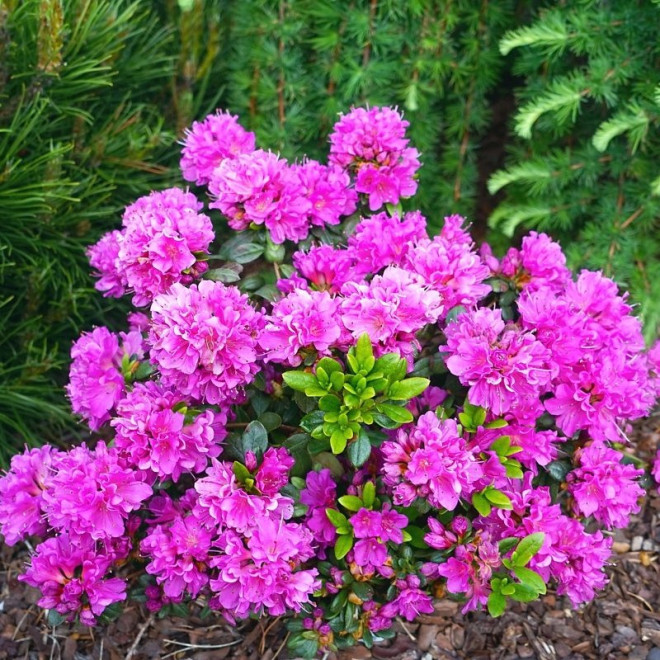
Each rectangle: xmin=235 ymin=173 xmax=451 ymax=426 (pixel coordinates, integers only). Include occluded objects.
xmin=329 ymin=106 xmax=420 ymax=210
xmin=89 ymin=188 xmax=215 ymax=306
xmin=2 ymin=105 xmax=658 ymax=657
xmin=149 ymin=280 xmax=264 ymax=404
xmin=180 ymin=110 xmax=256 ymax=186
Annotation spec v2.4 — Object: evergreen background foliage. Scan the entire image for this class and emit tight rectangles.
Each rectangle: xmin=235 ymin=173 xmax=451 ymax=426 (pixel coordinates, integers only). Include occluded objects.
xmin=1 ymin=0 xmax=658 ymax=461
xmin=488 ymin=0 xmax=660 ymax=340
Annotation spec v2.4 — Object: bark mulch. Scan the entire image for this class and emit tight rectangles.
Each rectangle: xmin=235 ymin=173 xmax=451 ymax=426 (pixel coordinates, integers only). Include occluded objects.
xmin=2 ymin=417 xmax=659 ymax=660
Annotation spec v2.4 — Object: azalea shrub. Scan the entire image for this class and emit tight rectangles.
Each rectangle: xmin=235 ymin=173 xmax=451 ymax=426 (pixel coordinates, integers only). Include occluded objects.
xmin=2 ymin=107 xmax=660 ymax=658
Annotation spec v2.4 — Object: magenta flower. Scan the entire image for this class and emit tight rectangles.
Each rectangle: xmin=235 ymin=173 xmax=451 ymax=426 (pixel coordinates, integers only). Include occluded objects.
xmin=380 ymin=575 xmax=434 ymax=621
xmin=340 ymin=267 xmax=443 ymax=361
xmin=260 ymin=289 xmax=343 ymax=366
xmin=348 ymin=210 xmax=427 ymax=277
xmin=66 ymin=327 xmax=127 ymax=430
xmin=381 ymin=412 xmax=483 ymax=510
xmin=112 ymin=382 xmax=226 ymax=481
xmin=141 ymin=507 xmax=213 ymax=600
xmin=0 ymin=446 xmax=60 ymax=545
xmin=405 ymin=232 xmax=491 ymax=315
xmin=209 ymin=149 xmax=312 ymax=244
xmin=300 ymin=469 xmax=338 ymax=547
xmin=209 ymin=520 xmax=319 ymax=619
xmin=329 ymin=106 xmax=420 ymax=210
xmin=87 ymin=230 xmax=126 ymax=298
xmin=567 ymin=442 xmax=644 ymax=528
xmin=195 ymin=459 xmax=293 ymax=533
xmin=291 ymin=244 xmax=360 ymax=293
xmin=42 ymin=442 xmax=152 ymax=540
xmin=19 ymin=534 xmax=127 ymax=625
xmin=115 ymin=188 xmax=214 ymax=306
xmin=180 ymin=109 xmax=256 ymax=185
xmin=443 ymin=308 xmax=551 ymax=416
xmin=149 ymin=281 xmax=264 ymax=405
xmin=292 ymin=159 xmax=357 ymax=227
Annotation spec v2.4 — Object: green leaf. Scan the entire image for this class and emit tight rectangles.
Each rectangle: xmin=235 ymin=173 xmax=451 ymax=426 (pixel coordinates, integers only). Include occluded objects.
xmin=334 ymin=534 xmax=354 ymax=560
xmin=351 ymin=581 xmax=373 ymax=601
xmin=338 ymin=495 xmax=363 ymax=511
xmin=377 ymin=403 xmax=413 ymax=424
xmin=232 ymin=461 xmax=251 ymax=482
xmin=490 ymin=435 xmax=511 ymax=455
xmin=326 ymin=508 xmax=349 ymax=528
xmin=512 ymin=533 xmax=545 ymax=567
xmin=282 ymin=371 xmax=318 ymax=392
xmin=484 ymin=488 xmax=513 ymax=510
xmin=204 ymin=266 xmax=241 ymax=283
xmin=388 ymin=377 xmax=430 ymax=401
xmin=330 ymin=429 xmax=348 ymax=454
xmin=404 ymin=524 xmax=427 ymax=548
xmin=487 ymin=591 xmax=507 ymax=617
xmin=513 ymin=567 xmax=546 ymax=594
xmin=355 ymin=333 xmax=374 ymax=368
xmin=300 ymin=411 xmax=325 ymax=433
xmin=498 ymin=537 xmax=518 ymax=553
xmin=511 ymin=583 xmax=539 ymax=603
xmin=313 ymin=452 xmax=344 ymax=478
xmin=319 ymin=395 xmax=341 ymax=412
xmin=485 ymin=418 xmax=508 ymax=430
xmin=241 ymin=420 xmax=268 ymax=456
xmin=472 ymin=492 xmax=492 ymax=517
xmin=347 ymin=428 xmax=371 ymax=467
xmin=374 ymin=353 xmax=404 ymax=378
xmin=546 ymin=460 xmax=571 ymax=482
xmin=283 ymin=434 xmax=313 ymax=478
xmin=317 ymin=357 xmax=343 ymax=374
xmin=258 ymin=412 xmax=282 ymax=431
xmin=362 ymin=481 xmax=376 ymax=508
xmin=231 ymin=242 xmax=265 ymax=264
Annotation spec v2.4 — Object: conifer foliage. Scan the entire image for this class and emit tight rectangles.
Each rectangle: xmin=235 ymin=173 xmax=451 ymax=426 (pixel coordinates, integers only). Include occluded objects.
xmin=0 ymin=0 xmax=177 ymax=460
xmin=488 ymin=1 xmax=660 ymax=338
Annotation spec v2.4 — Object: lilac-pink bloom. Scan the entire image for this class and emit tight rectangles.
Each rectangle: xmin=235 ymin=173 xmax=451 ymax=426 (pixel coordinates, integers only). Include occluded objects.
xmin=87 ymin=230 xmax=126 ymax=298
xmin=180 ymin=110 xmax=256 ymax=185
xmin=567 ymin=442 xmax=644 ymax=529
xmin=66 ymin=327 xmax=127 ymax=430
xmin=255 ymin=447 xmax=295 ymax=496
xmin=348 ymin=210 xmax=428 ymax=277
xmin=19 ymin=534 xmax=127 ymax=625
xmin=0 ymin=446 xmax=60 ymax=545
xmin=443 ymin=308 xmax=551 ymax=416
xmin=149 ymin=281 xmax=264 ymax=405
xmin=117 ymin=188 xmax=214 ymax=306
xmin=260 ymin=289 xmax=343 ymax=366
xmin=42 ymin=442 xmax=152 ymax=541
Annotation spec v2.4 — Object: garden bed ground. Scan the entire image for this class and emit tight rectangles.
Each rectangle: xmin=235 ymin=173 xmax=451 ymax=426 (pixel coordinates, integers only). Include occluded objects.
xmin=1 ymin=413 xmax=659 ymax=660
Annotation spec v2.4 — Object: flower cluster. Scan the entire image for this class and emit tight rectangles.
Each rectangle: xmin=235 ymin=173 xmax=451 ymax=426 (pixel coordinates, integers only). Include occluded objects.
xmin=2 ymin=106 xmax=658 ymax=656
xmin=88 ymin=188 xmax=214 ymax=306
xmin=329 ymin=106 xmax=420 ymax=210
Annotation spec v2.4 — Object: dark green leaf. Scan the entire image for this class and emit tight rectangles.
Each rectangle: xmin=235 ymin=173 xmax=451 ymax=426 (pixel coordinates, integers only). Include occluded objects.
xmin=242 ymin=420 xmax=268 ymax=456
xmin=204 ymin=266 xmax=241 ymax=283
xmin=231 ymin=242 xmax=265 ymax=264
xmin=258 ymin=412 xmax=282 ymax=431
xmin=347 ymin=428 xmax=371 ymax=467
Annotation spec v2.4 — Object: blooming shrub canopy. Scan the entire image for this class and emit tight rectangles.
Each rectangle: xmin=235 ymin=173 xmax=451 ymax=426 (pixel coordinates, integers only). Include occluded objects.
xmin=2 ymin=106 xmax=659 ymax=658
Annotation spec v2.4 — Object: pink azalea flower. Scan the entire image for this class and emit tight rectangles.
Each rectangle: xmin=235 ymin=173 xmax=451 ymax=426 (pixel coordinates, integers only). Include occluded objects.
xmin=180 ymin=110 xmax=256 ymax=185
